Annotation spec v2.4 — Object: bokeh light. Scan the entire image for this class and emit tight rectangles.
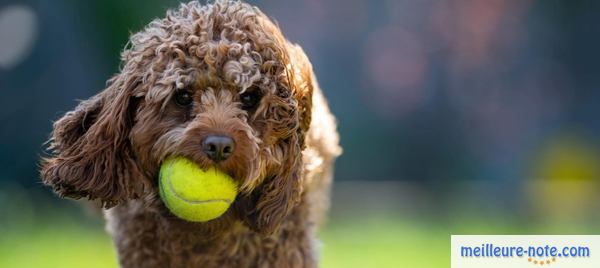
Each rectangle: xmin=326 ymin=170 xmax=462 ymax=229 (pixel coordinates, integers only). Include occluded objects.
xmin=0 ymin=5 xmax=38 ymax=70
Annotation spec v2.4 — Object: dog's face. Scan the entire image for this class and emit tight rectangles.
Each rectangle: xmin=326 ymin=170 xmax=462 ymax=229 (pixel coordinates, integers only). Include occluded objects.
xmin=40 ymin=1 xmax=315 ymax=235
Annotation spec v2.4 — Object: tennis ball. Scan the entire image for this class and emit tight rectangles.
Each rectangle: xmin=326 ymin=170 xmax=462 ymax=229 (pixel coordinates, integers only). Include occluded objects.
xmin=159 ymin=156 xmax=238 ymax=222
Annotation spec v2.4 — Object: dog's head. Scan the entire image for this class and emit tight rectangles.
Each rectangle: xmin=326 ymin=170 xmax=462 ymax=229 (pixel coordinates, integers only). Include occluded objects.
xmin=40 ymin=0 xmax=316 ymax=235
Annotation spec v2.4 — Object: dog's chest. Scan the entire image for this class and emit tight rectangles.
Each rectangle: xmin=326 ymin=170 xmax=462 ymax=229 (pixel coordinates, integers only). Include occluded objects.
xmin=104 ymin=201 xmax=315 ymax=268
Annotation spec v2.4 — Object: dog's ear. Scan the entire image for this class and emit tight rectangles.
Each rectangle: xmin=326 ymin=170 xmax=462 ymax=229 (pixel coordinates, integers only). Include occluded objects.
xmin=40 ymin=72 xmax=147 ymax=208
xmin=241 ymin=43 xmax=315 ymax=235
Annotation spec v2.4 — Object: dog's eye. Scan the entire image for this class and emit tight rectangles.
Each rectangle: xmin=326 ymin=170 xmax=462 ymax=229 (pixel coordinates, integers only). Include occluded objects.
xmin=174 ymin=91 xmax=193 ymax=107
xmin=240 ymin=90 xmax=261 ymax=110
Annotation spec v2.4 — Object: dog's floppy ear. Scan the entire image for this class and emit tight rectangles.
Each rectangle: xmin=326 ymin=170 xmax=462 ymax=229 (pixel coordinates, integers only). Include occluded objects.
xmin=242 ymin=43 xmax=315 ymax=235
xmin=40 ymin=72 xmax=147 ymax=208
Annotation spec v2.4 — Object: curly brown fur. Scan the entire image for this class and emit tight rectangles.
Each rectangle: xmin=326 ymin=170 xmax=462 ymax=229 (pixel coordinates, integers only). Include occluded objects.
xmin=40 ymin=1 xmax=340 ymax=267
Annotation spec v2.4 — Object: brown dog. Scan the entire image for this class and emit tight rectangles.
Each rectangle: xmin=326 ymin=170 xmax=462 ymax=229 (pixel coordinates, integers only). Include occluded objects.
xmin=40 ymin=1 xmax=340 ymax=267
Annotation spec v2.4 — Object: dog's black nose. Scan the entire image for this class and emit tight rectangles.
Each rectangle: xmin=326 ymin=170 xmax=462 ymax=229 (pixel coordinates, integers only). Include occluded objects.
xmin=202 ymin=135 xmax=235 ymax=162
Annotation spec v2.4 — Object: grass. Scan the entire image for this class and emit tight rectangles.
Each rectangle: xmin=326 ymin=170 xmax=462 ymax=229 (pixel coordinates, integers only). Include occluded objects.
xmin=0 ymin=214 xmax=529 ymax=268
xmin=0 ymin=214 xmax=451 ymax=268
xmin=0 ymin=220 xmax=118 ymax=268
xmin=1 ymin=212 xmax=597 ymax=267
xmin=320 ymin=217 xmax=448 ymax=267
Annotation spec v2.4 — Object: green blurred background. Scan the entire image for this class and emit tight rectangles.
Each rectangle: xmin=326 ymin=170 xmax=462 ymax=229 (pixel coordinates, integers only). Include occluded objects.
xmin=1 ymin=0 xmax=600 ymax=267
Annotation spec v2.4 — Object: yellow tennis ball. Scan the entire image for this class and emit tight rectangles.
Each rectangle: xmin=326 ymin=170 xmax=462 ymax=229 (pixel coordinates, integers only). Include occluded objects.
xmin=159 ymin=156 xmax=238 ymax=222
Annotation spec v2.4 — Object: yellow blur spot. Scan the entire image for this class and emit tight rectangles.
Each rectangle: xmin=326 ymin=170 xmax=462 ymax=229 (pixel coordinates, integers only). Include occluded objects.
xmin=533 ymin=133 xmax=600 ymax=181
xmin=528 ymin=133 xmax=600 ymax=224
